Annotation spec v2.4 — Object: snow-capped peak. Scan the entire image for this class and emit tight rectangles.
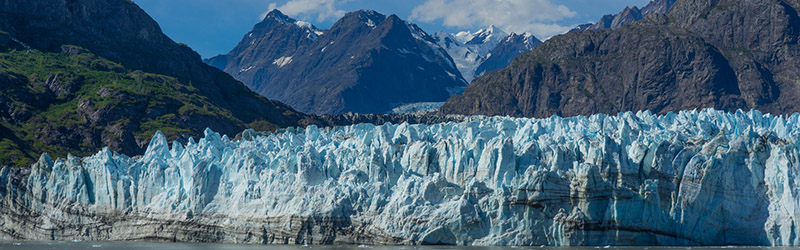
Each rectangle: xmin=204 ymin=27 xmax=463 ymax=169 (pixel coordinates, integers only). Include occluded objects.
xmin=505 ymin=32 xmax=540 ymax=46
xmin=476 ymin=25 xmax=501 ymax=37
xmin=262 ymin=10 xmax=324 ymax=39
xmin=522 ymin=32 xmax=535 ymax=39
xmin=453 ymin=31 xmax=474 ymax=44
xmin=431 ymin=25 xmax=509 ymax=82
xmin=466 ymin=25 xmax=508 ymax=45
xmin=434 ymin=26 xmax=541 ymax=82
xmin=294 ymin=20 xmax=313 ymax=29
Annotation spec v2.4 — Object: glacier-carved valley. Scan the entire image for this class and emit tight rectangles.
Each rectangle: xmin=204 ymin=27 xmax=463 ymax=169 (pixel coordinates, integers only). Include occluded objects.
xmin=2 ymin=109 xmax=800 ymax=246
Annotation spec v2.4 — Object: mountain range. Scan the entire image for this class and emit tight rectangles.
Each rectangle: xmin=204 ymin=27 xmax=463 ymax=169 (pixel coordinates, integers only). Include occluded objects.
xmin=0 ymin=0 xmax=314 ymax=166
xmin=207 ymin=10 xmax=467 ymax=114
xmin=433 ymin=26 xmax=542 ymax=82
xmin=441 ymin=0 xmax=800 ymax=117
xmin=207 ymin=12 xmax=545 ymax=114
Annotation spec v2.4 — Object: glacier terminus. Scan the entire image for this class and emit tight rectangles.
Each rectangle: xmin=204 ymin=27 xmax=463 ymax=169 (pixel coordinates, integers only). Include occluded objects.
xmin=2 ymin=109 xmax=800 ymax=246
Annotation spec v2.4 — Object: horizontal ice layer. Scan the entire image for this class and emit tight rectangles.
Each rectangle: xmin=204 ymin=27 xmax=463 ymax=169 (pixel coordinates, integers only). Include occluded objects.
xmin=2 ymin=109 xmax=800 ymax=246
xmin=390 ymin=102 xmax=445 ymax=114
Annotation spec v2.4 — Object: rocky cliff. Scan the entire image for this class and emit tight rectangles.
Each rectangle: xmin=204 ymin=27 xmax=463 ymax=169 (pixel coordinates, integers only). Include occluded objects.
xmin=208 ymin=10 xmax=467 ymax=114
xmin=442 ymin=0 xmax=800 ymax=117
xmin=1 ymin=109 xmax=800 ymax=246
xmin=571 ymin=0 xmax=676 ymax=32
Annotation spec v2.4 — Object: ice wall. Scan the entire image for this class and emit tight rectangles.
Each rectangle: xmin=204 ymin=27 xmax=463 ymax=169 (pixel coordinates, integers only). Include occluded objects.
xmin=2 ymin=109 xmax=800 ymax=246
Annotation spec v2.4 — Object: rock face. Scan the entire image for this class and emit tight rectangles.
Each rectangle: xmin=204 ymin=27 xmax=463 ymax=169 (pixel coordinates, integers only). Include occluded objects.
xmin=1 ymin=109 xmax=800 ymax=246
xmin=0 ymin=0 xmax=313 ymax=166
xmin=571 ymin=0 xmax=676 ymax=32
xmin=442 ymin=0 xmax=800 ymax=117
xmin=207 ymin=10 xmax=467 ymax=114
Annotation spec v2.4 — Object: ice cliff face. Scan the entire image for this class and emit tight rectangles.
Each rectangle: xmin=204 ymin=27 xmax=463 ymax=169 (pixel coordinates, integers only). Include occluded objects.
xmin=2 ymin=109 xmax=800 ymax=246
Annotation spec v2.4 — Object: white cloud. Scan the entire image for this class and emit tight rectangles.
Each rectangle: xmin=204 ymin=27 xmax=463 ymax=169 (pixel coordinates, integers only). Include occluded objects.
xmin=410 ymin=0 xmax=576 ymax=39
xmin=262 ymin=0 xmax=347 ymax=22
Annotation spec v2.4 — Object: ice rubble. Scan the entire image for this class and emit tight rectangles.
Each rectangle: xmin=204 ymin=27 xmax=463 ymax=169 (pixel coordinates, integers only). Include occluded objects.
xmin=3 ymin=109 xmax=800 ymax=246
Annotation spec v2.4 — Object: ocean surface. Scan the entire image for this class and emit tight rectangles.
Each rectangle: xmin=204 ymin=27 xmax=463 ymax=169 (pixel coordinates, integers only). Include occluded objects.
xmin=0 ymin=242 xmax=795 ymax=250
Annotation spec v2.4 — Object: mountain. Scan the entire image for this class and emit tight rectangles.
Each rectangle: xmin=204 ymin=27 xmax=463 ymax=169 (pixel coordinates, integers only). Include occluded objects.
xmin=441 ymin=0 xmax=800 ymax=117
xmin=0 ymin=0 xmax=313 ymax=166
xmin=433 ymin=25 xmax=508 ymax=81
xmin=434 ymin=26 xmax=543 ymax=82
xmin=571 ymin=0 xmax=676 ymax=31
xmin=474 ymin=32 xmax=542 ymax=77
xmin=3 ymin=109 xmax=800 ymax=245
xmin=204 ymin=10 xmax=321 ymax=90
xmin=463 ymin=25 xmax=508 ymax=51
xmin=207 ymin=10 xmax=467 ymax=114
xmin=641 ymin=0 xmax=677 ymax=16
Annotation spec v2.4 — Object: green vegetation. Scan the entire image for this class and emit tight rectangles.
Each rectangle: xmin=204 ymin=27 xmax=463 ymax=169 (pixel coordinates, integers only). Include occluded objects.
xmin=0 ymin=46 xmax=256 ymax=166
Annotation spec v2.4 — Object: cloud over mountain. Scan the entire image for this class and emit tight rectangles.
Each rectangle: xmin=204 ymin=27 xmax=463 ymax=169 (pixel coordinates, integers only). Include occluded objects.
xmin=410 ymin=0 xmax=576 ymax=39
xmin=263 ymin=0 xmax=348 ymax=22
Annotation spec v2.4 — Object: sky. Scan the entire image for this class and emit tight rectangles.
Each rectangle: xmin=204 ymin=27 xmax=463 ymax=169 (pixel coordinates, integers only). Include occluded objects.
xmin=133 ymin=0 xmax=650 ymax=58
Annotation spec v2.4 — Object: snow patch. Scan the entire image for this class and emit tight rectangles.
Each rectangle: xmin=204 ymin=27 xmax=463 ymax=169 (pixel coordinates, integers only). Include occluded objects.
xmin=294 ymin=20 xmax=313 ymax=29
xmin=272 ymin=56 xmax=292 ymax=68
xmin=239 ymin=66 xmax=256 ymax=72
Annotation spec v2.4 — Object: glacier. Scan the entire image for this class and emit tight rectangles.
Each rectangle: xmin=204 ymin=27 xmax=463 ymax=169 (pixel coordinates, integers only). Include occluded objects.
xmin=390 ymin=102 xmax=445 ymax=114
xmin=2 ymin=109 xmax=800 ymax=246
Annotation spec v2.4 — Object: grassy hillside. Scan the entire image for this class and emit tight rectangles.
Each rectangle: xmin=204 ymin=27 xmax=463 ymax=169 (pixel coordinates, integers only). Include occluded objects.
xmin=0 ymin=45 xmax=273 ymax=166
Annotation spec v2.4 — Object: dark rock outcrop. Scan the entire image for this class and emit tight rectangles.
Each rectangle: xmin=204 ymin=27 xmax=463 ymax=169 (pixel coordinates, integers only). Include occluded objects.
xmin=571 ymin=0 xmax=676 ymax=32
xmin=207 ymin=10 xmax=467 ymax=114
xmin=441 ymin=0 xmax=800 ymax=117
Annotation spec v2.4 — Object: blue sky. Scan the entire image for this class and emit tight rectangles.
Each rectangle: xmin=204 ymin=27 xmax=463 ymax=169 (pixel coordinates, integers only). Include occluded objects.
xmin=133 ymin=0 xmax=650 ymax=58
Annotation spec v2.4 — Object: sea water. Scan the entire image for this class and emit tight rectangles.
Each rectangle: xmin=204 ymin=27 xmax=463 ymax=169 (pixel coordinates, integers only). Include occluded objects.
xmin=0 ymin=242 xmax=793 ymax=250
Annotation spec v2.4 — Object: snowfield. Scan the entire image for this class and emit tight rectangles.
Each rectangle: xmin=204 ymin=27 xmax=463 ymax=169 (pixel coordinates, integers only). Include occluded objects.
xmin=3 ymin=109 xmax=800 ymax=246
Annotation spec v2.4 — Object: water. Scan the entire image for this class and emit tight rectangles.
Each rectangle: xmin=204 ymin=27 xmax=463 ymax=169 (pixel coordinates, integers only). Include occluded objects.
xmin=0 ymin=242 xmax=795 ymax=250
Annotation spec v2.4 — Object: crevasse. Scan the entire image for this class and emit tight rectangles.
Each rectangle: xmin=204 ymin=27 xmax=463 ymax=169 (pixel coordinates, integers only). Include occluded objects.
xmin=2 ymin=109 xmax=800 ymax=246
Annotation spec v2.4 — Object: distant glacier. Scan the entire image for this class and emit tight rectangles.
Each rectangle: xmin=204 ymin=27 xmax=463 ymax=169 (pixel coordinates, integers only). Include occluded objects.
xmin=3 ymin=109 xmax=800 ymax=246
